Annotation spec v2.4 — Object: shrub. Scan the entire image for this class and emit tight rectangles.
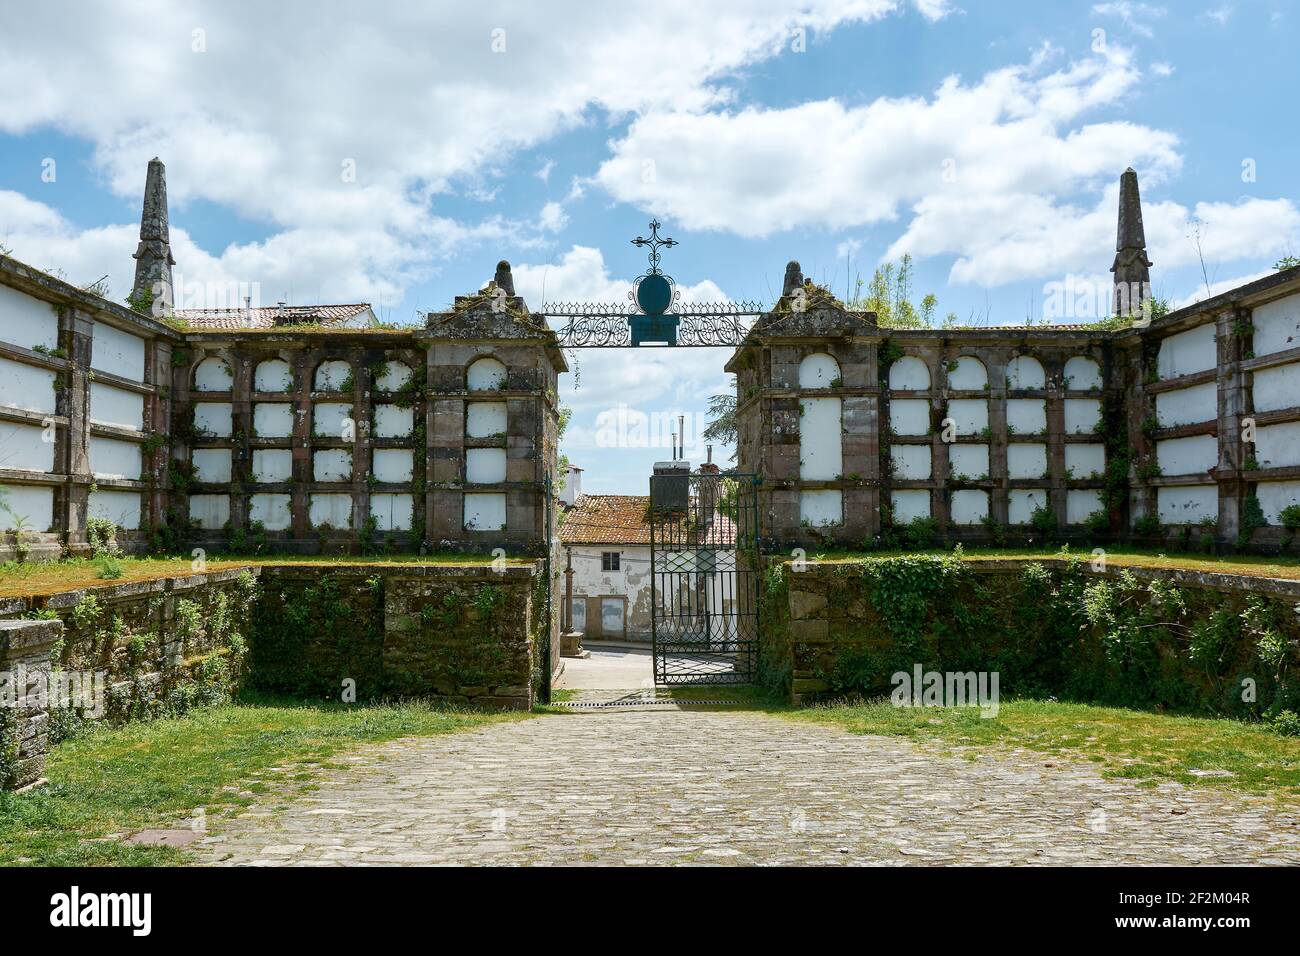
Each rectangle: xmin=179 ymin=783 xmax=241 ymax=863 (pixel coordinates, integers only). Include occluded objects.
xmin=1270 ymin=710 xmax=1300 ymax=737
xmin=1083 ymin=510 xmax=1110 ymax=535
xmin=904 ymin=515 xmax=939 ymax=550
xmin=1030 ymin=504 xmax=1057 ymax=538
xmin=1133 ymin=514 xmax=1161 ymax=536
xmin=1279 ymin=504 xmax=1300 ymax=531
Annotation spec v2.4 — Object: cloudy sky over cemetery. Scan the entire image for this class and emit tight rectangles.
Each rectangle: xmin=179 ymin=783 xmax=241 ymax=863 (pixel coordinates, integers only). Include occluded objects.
xmin=1 ymin=1 xmax=1296 ymax=491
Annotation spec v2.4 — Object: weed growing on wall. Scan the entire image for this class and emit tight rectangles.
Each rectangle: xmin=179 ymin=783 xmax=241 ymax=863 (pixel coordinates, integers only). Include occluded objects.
xmin=249 ymin=573 xmax=385 ymax=698
xmin=49 ymin=572 xmax=258 ymax=731
xmin=766 ymin=555 xmax=1300 ymax=719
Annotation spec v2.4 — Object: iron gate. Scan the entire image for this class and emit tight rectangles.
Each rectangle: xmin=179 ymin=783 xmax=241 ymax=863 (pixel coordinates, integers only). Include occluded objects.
xmin=649 ymin=472 xmax=761 ymax=684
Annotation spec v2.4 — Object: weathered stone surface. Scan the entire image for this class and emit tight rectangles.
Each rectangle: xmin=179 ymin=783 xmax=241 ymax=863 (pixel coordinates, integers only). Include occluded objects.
xmin=0 ymin=618 xmax=63 ymax=790
xmin=193 ymin=711 xmax=1300 ymax=866
xmin=788 ymin=590 xmax=827 ymax=620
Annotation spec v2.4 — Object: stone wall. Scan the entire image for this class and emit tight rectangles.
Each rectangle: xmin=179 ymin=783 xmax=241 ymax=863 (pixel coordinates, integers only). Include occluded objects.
xmin=5 ymin=248 xmax=1300 ymax=561
xmin=0 ymin=256 xmax=177 ymax=560
xmin=1 ymin=567 xmax=259 ymax=724
xmin=728 ymin=268 xmax=1300 ymax=552
xmin=0 ymin=618 xmax=62 ymax=790
xmin=1 ymin=559 xmax=551 ymax=789
xmin=765 ymin=555 xmax=1300 ymax=712
xmin=248 ymin=562 xmax=548 ymax=710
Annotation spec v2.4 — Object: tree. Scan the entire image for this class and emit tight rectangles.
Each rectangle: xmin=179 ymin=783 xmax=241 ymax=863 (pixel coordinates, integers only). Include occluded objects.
xmin=556 ymin=403 xmax=573 ymax=492
xmin=849 ymin=254 xmax=953 ymax=329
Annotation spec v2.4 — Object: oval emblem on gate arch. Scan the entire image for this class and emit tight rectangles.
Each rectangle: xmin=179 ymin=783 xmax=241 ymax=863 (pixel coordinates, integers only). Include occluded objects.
xmin=635 ymin=273 xmax=673 ymax=316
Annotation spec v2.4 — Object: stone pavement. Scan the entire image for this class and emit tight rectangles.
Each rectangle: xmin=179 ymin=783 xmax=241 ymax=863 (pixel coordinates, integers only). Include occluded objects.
xmin=553 ymin=644 xmax=654 ymax=690
xmin=193 ymin=711 xmax=1300 ymax=866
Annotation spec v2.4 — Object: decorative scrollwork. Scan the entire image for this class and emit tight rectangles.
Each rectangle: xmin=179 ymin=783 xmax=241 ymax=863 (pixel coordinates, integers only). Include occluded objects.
xmin=540 ymin=222 xmax=769 ymax=346
xmin=547 ymin=307 xmax=764 ymax=348
xmin=674 ymin=313 xmax=756 ymax=346
xmin=549 ymin=314 xmax=632 ymax=348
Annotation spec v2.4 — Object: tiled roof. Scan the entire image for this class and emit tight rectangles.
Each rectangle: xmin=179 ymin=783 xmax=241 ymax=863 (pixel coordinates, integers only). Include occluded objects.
xmin=173 ymin=303 xmax=373 ymax=330
xmin=558 ymin=494 xmax=737 ymax=547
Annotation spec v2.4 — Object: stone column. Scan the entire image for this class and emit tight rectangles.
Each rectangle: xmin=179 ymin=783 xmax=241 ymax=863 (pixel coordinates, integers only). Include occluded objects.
xmin=61 ymin=309 xmax=95 ymax=552
xmin=0 ymin=618 xmax=62 ymax=792
xmin=1217 ymin=308 xmax=1250 ymax=542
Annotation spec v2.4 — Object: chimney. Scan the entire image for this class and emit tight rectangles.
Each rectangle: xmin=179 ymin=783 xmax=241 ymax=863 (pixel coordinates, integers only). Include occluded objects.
xmin=244 ymin=295 xmax=252 ymax=328
xmin=698 ymin=444 xmax=720 ymax=475
xmin=558 ymin=464 xmax=583 ymax=508
xmin=131 ymin=157 xmax=175 ymax=315
xmin=1111 ymin=167 xmax=1153 ymax=317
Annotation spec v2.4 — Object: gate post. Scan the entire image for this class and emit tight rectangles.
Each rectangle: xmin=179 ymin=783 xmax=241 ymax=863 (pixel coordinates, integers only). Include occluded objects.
xmin=725 ymin=262 xmax=880 ymax=551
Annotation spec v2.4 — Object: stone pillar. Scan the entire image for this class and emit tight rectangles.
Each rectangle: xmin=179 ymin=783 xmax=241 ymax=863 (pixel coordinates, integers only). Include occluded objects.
xmin=62 ymin=309 xmax=95 ymax=552
xmin=0 ymin=618 xmax=62 ymax=792
xmin=986 ymin=350 xmax=1010 ymax=530
xmin=1217 ymin=308 xmax=1250 ymax=541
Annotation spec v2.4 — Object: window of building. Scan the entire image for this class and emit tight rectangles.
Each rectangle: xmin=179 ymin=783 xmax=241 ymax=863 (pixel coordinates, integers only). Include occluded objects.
xmin=601 ymin=551 xmax=620 ymax=571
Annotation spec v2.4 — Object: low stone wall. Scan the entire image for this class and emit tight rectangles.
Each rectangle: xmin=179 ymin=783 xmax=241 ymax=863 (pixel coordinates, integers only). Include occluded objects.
xmin=248 ymin=562 xmax=548 ymax=710
xmin=0 ymin=618 xmax=62 ymax=790
xmin=764 ymin=556 xmax=1300 ymax=715
xmin=0 ymin=559 xmax=551 ymax=789
xmin=1 ymin=567 xmax=258 ymax=725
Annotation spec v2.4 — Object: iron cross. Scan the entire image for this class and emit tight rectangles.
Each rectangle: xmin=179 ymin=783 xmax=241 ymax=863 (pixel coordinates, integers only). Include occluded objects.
xmin=631 ymin=219 xmax=677 ymax=275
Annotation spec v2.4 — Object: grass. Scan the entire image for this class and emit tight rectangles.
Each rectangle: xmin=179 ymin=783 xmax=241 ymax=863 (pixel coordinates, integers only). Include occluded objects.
xmin=784 ymin=697 xmax=1300 ymax=802
xmin=0 ymin=693 xmax=528 ymax=866
xmin=0 ymin=552 xmax=532 ymax=600
xmin=6 ymin=545 xmax=1296 ymax=602
xmin=800 ymin=545 xmax=1300 ymax=580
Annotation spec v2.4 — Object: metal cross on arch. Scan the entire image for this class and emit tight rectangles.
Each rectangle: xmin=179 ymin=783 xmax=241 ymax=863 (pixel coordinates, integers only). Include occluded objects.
xmin=632 ymin=219 xmax=677 ymax=276
xmin=541 ymin=220 xmax=765 ymax=348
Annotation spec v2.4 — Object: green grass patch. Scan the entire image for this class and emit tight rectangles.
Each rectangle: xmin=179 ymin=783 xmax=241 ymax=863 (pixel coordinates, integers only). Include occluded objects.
xmin=0 ymin=693 xmax=527 ymax=866
xmin=0 ymin=552 xmax=533 ymax=600
xmin=802 ymin=545 xmax=1300 ymax=580
xmin=784 ymin=698 xmax=1300 ymax=801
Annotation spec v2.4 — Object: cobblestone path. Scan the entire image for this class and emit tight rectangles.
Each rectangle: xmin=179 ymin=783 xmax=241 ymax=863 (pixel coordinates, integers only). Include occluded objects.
xmin=194 ymin=711 xmax=1300 ymax=865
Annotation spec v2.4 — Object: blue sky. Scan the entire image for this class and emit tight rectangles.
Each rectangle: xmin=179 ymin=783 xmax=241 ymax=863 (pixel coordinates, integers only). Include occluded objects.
xmin=1 ymin=1 xmax=1297 ymax=493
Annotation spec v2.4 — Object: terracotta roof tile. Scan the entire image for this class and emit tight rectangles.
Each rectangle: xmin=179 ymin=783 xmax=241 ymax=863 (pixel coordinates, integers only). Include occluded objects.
xmin=174 ymin=303 xmax=373 ymax=330
xmin=558 ymin=494 xmax=737 ymax=547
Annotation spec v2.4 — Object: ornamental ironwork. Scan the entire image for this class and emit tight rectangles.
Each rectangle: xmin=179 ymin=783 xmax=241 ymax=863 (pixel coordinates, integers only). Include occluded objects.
xmin=540 ymin=220 xmax=767 ymax=347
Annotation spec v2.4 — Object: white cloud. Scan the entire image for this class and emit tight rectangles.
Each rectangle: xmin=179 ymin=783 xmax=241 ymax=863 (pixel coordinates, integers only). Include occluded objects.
xmin=912 ymin=0 xmax=957 ymax=20
xmin=1173 ymin=269 xmax=1273 ymax=308
xmin=595 ymin=44 xmax=1177 ymax=240
xmin=0 ymin=187 xmax=520 ymax=314
xmin=0 ymin=1 xmax=915 ymax=303
xmin=1151 ymin=61 xmax=1175 ymax=76
xmin=538 ymin=202 xmax=568 ymax=233
xmin=1091 ymin=3 xmax=1167 ymax=38
xmin=512 ymin=244 xmax=728 ymax=309
xmin=1201 ymin=5 xmax=1234 ymax=25
xmin=888 ymin=181 xmax=1300 ymax=287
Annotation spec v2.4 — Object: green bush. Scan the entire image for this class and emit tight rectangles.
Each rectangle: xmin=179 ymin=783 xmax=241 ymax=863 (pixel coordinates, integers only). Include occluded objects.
xmin=1279 ymin=504 xmax=1300 ymax=531
xmin=1270 ymin=709 xmax=1300 ymax=737
xmin=904 ymin=516 xmax=939 ymax=549
xmin=767 ymin=556 xmax=1300 ymax=717
xmin=1133 ymin=514 xmax=1161 ymax=536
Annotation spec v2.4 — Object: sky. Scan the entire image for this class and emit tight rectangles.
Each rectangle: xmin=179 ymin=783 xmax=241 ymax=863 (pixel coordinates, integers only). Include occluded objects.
xmin=1 ymin=0 xmax=1297 ymax=493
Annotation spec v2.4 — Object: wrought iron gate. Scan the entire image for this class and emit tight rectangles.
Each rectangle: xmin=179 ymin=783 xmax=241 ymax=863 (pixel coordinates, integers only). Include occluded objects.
xmin=649 ymin=472 xmax=761 ymax=684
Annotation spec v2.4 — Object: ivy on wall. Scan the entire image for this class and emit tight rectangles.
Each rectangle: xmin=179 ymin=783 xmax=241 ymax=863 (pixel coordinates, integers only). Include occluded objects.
xmin=46 ymin=571 xmax=258 ymax=740
xmin=768 ymin=555 xmax=1300 ymax=719
xmin=248 ymin=574 xmax=385 ymax=699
